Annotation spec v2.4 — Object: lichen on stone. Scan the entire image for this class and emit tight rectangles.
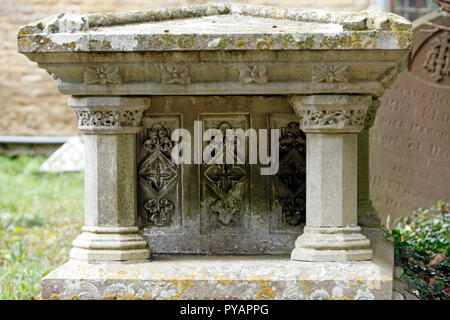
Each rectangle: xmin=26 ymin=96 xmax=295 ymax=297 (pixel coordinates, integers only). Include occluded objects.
xmin=17 ymin=4 xmax=412 ymax=52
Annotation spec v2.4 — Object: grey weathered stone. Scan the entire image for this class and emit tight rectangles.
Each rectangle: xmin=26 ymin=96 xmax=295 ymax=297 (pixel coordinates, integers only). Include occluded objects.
xmin=69 ymin=96 xmax=151 ymax=262
xmin=41 ymin=228 xmax=394 ymax=300
xmin=17 ymin=4 xmax=411 ymax=299
xmin=289 ymin=95 xmax=373 ymax=261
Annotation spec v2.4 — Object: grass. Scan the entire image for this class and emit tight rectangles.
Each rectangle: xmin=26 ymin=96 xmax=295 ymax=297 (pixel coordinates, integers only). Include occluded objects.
xmin=0 ymin=154 xmax=83 ymax=299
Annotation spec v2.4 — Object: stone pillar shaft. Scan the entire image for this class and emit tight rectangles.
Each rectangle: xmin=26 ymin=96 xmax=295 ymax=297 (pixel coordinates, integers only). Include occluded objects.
xmin=289 ymin=95 xmax=373 ymax=262
xmin=307 ymin=133 xmax=357 ymax=227
xmin=69 ymin=96 xmax=151 ymax=262
xmin=357 ymin=99 xmax=381 ymax=227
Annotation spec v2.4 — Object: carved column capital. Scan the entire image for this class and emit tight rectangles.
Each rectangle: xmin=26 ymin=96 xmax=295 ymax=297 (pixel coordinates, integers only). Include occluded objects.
xmin=69 ymin=96 xmax=149 ymax=134
xmin=288 ymin=95 xmax=372 ymax=133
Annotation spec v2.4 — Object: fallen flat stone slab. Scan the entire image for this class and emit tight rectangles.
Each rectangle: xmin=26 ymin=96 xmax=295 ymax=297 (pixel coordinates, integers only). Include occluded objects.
xmin=39 ymin=136 xmax=84 ymax=172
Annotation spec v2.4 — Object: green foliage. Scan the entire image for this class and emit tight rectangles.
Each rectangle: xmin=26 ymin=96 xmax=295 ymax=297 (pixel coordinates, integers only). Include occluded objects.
xmin=384 ymin=201 xmax=450 ymax=300
xmin=0 ymin=155 xmax=84 ymax=299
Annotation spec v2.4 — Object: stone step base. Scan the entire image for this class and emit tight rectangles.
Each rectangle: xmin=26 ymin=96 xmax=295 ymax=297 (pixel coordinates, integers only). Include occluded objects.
xmin=41 ymin=229 xmax=393 ymax=300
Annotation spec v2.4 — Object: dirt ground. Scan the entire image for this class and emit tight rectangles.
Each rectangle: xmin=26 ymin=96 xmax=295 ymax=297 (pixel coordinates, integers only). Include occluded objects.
xmin=0 ymin=0 xmax=373 ymax=136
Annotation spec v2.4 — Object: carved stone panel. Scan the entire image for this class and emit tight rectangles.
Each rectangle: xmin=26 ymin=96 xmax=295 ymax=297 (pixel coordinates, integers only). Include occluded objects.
xmin=269 ymin=114 xmax=306 ymax=234
xmin=199 ymin=114 xmax=251 ymax=235
xmin=137 ymin=115 xmax=182 ymax=233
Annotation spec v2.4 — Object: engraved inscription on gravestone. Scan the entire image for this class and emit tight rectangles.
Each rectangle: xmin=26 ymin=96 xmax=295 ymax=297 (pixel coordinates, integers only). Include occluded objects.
xmin=370 ymin=10 xmax=450 ymax=222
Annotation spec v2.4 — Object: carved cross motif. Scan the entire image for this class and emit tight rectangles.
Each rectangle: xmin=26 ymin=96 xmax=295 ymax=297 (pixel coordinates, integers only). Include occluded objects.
xmin=205 ymin=164 xmax=246 ymax=193
xmin=239 ymin=65 xmax=269 ymax=84
xmin=140 ymin=160 xmax=176 ymax=193
xmin=139 ymin=122 xmax=177 ymax=200
xmin=160 ymin=64 xmax=191 ymax=84
xmin=203 ymin=121 xmax=248 ymax=226
xmin=312 ymin=64 xmax=349 ymax=83
xmin=274 ymin=121 xmax=306 ymax=226
xmin=84 ymin=64 xmax=121 ymax=85
xmin=423 ymin=32 xmax=450 ymax=82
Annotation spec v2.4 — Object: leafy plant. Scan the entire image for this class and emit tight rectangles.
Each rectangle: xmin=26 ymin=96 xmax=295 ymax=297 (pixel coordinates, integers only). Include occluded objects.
xmin=384 ymin=201 xmax=450 ymax=300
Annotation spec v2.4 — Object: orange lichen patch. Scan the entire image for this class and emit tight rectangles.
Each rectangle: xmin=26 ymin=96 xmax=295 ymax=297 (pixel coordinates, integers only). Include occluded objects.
xmin=213 ymin=274 xmax=236 ymax=286
xmin=256 ymin=36 xmax=274 ymax=49
xmin=157 ymin=278 xmax=195 ymax=300
xmin=298 ymin=284 xmax=310 ymax=294
xmin=234 ymin=39 xmax=247 ymax=48
xmin=363 ymin=39 xmax=377 ymax=48
xmin=68 ymin=295 xmax=80 ymax=300
xmin=49 ymin=293 xmax=60 ymax=300
xmin=117 ymin=294 xmax=143 ymax=300
xmin=142 ymin=293 xmax=152 ymax=300
xmin=255 ymin=287 xmax=276 ymax=300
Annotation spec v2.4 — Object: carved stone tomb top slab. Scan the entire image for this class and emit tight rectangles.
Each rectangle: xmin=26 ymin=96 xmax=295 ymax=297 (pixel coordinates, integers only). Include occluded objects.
xmin=18 ymin=4 xmax=411 ymax=97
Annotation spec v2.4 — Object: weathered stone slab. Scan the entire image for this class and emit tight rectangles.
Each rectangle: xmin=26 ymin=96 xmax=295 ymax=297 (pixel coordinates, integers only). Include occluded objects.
xmin=370 ymin=10 xmax=450 ymax=222
xmin=41 ymin=228 xmax=393 ymax=300
xmin=18 ymin=5 xmax=411 ymax=97
xmin=39 ymin=136 xmax=84 ymax=172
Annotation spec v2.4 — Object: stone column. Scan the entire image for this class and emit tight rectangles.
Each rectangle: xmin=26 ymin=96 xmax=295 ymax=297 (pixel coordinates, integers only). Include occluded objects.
xmin=288 ymin=95 xmax=373 ymax=262
xmin=357 ymin=99 xmax=381 ymax=227
xmin=68 ymin=96 xmax=151 ymax=262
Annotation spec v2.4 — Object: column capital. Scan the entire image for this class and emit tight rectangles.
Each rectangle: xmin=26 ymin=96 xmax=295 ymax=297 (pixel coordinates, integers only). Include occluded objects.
xmin=288 ymin=95 xmax=372 ymax=133
xmin=69 ymin=96 xmax=150 ymax=134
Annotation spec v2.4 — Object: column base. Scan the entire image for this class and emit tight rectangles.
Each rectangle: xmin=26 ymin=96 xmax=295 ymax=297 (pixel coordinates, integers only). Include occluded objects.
xmin=70 ymin=226 xmax=151 ymax=262
xmin=291 ymin=226 xmax=373 ymax=262
xmin=358 ymin=199 xmax=382 ymax=227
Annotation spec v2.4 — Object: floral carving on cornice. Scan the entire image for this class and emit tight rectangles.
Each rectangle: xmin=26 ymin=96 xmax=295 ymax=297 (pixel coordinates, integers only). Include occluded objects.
xmin=239 ymin=65 xmax=269 ymax=84
xmin=160 ymin=64 xmax=191 ymax=84
xmin=312 ymin=64 xmax=349 ymax=83
xmin=84 ymin=64 xmax=121 ymax=85
xmin=297 ymin=108 xmax=367 ymax=131
xmin=74 ymin=110 xmax=144 ymax=129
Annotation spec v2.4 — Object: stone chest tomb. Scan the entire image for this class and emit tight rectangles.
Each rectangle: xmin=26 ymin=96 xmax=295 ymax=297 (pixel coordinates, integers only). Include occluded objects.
xmin=18 ymin=4 xmax=412 ymax=299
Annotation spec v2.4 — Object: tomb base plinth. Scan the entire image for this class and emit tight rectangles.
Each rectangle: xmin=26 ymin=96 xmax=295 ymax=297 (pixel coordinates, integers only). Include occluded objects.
xmin=41 ymin=229 xmax=393 ymax=300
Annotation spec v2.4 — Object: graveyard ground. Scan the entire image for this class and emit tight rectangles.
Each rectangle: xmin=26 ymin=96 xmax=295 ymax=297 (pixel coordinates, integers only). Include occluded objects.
xmin=0 ymin=154 xmax=448 ymax=300
xmin=0 ymin=155 xmax=83 ymax=299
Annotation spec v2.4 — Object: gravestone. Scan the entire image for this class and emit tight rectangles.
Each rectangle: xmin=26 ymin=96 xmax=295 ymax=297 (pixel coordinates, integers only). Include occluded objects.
xmin=18 ymin=4 xmax=411 ymax=299
xmin=370 ymin=9 xmax=449 ymax=223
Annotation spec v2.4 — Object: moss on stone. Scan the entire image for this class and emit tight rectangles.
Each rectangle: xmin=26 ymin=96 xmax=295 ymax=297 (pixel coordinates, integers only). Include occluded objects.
xmin=322 ymin=34 xmax=364 ymax=49
xmin=256 ymin=36 xmax=274 ymax=49
xmin=176 ymin=34 xmax=196 ymax=49
xmin=397 ymin=32 xmax=413 ymax=49
xmin=155 ymin=34 xmax=176 ymax=47
xmin=295 ymin=35 xmax=315 ymax=49
xmin=213 ymin=36 xmax=234 ymax=50
xmin=63 ymin=42 xmax=76 ymax=51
